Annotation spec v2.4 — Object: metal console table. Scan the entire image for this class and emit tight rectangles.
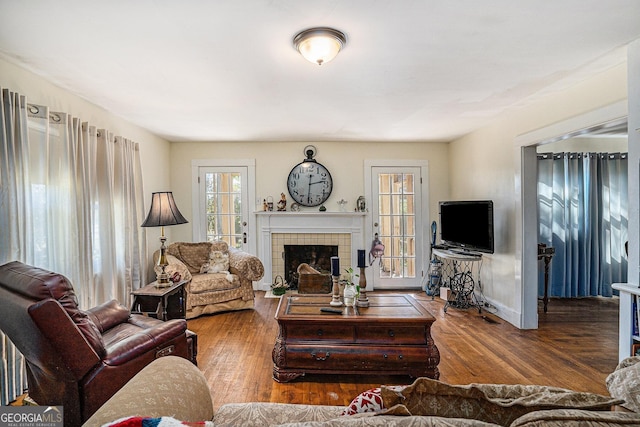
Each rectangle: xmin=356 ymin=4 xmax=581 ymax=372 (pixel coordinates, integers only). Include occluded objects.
xmin=431 ymin=248 xmax=483 ymax=313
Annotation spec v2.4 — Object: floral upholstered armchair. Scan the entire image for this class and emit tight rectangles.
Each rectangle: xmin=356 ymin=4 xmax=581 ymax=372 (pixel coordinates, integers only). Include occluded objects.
xmin=154 ymin=241 xmax=264 ymax=319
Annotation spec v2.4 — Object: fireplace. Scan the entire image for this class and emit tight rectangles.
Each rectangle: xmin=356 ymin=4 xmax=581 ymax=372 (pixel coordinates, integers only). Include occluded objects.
xmin=255 ymin=212 xmax=366 ymax=290
xmin=284 ymin=244 xmax=338 ymax=289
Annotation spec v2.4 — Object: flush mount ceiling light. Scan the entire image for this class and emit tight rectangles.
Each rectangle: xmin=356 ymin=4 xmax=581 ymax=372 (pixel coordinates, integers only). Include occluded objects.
xmin=293 ymin=27 xmax=347 ymax=66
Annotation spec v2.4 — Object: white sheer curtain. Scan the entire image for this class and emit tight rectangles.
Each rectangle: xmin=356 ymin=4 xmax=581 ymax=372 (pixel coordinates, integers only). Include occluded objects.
xmin=0 ymin=88 xmax=29 ymax=407
xmin=0 ymin=87 xmax=147 ymax=404
xmin=93 ymin=132 xmax=147 ymax=304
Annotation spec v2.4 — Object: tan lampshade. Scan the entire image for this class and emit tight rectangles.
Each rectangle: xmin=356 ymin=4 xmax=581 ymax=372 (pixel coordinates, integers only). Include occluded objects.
xmin=293 ymin=27 xmax=346 ymax=66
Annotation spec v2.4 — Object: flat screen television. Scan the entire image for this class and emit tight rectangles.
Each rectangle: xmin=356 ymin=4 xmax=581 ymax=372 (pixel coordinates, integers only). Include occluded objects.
xmin=439 ymin=200 xmax=494 ymax=254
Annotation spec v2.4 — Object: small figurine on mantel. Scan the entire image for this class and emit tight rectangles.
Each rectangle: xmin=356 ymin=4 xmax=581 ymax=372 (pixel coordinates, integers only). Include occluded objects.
xmin=277 ymin=192 xmax=287 ymax=211
xmin=356 ymin=196 xmax=367 ymax=212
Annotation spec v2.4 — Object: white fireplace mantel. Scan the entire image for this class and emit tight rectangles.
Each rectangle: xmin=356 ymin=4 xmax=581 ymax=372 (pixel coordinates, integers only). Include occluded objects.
xmin=255 ymin=211 xmax=367 ymax=290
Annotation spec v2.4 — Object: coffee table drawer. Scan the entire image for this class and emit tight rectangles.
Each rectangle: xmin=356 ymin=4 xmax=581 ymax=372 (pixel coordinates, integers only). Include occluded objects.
xmin=286 ymin=324 xmax=355 ymax=342
xmin=284 ymin=345 xmax=430 ymax=371
xmin=356 ymin=325 xmax=427 ymax=344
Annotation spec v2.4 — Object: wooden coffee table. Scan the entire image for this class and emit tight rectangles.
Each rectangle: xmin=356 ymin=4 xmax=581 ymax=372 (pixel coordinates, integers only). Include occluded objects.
xmin=272 ymin=293 xmax=440 ymax=382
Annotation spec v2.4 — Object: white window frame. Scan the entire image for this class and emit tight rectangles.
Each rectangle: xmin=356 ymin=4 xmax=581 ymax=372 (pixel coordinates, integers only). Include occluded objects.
xmin=191 ymin=159 xmax=257 ymax=255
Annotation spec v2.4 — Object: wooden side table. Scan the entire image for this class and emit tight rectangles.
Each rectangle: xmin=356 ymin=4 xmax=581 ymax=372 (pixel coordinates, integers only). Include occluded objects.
xmin=131 ymin=280 xmax=186 ymax=321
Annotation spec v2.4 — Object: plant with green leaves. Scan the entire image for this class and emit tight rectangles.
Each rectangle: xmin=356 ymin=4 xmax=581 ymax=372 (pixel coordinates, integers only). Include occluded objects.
xmin=340 ymin=267 xmax=360 ymax=296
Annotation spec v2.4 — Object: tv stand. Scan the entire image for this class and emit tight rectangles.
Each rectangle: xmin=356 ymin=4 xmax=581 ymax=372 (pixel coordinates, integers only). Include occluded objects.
xmin=450 ymin=248 xmax=479 ymax=256
xmin=431 ymin=249 xmax=483 ymax=313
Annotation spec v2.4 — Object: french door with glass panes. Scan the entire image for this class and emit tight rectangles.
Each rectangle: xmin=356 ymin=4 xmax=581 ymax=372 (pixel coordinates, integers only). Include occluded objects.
xmin=370 ymin=166 xmax=426 ymax=289
xmin=196 ymin=166 xmax=250 ymax=251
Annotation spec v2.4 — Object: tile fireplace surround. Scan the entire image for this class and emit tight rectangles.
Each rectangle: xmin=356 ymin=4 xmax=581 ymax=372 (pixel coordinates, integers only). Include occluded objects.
xmin=255 ymin=211 xmax=366 ymax=290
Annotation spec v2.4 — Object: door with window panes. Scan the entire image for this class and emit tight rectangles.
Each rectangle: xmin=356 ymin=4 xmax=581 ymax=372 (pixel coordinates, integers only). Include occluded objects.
xmin=371 ymin=167 xmax=424 ymax=288
xmin=198 ymin=167 xmax=249 ymax=250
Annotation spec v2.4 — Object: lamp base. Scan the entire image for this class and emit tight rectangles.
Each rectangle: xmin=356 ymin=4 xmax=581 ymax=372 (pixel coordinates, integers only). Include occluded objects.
xmin=155 ymin=235 xmax=171 ymax=287
xmin=155 ymin=276 xmax=172 ymax=288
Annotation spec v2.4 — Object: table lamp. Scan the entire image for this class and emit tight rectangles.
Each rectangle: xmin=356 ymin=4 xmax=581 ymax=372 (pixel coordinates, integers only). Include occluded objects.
xmin=141 ymin=191 xmax=188 ymax=286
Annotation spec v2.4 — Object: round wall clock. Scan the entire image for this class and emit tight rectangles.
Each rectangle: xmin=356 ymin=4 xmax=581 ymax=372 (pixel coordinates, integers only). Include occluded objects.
xmin=287 ymin=146 xmax=333 ymax=207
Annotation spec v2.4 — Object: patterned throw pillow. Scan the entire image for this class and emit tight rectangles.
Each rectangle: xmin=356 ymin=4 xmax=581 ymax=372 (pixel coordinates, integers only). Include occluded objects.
xmin=341 ymin=388 xmax=383 ymax=416
xmin=341 ymin=386 xmax=407 ymax=416
xmin=103 ymin=416 xmax=214 ymax=426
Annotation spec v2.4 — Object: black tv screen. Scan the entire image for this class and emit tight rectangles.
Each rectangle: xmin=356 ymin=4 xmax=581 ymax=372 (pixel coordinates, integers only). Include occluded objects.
xmin=439 ymin=200 xmax=494 ymax=253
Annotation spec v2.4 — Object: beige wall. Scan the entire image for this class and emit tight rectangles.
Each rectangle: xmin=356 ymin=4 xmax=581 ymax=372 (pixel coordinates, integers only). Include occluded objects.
xmin=449 ymin=62 xmax=628 ymax=326
xmin=168 ymin=140 xmax=451 ymax=244
xmin=0 ymin=57 xmax=172 ymax=264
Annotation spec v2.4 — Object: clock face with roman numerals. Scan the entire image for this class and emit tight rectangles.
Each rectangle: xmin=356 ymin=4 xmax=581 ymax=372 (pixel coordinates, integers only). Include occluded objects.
xmin=287 ymin=160 xmax=333 ymax=207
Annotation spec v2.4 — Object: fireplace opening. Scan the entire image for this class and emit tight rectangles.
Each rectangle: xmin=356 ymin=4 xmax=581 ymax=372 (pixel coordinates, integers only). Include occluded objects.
xmin=284 ymin=244 xmax=338 ymax=290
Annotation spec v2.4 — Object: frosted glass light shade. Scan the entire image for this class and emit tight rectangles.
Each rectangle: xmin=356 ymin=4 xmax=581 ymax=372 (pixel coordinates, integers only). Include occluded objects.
xmin=294 ymin=27 xmax=346 ymax=66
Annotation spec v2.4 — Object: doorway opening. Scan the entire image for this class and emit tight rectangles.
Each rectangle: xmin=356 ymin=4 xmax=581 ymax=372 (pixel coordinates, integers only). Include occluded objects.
xmin=517 ymin=106 xmax=627 ymax=329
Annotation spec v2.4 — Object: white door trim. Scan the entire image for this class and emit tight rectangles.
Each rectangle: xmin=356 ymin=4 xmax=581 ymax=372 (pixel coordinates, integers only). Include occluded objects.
xmin=364 ymin=159 xmax=430 ymax=289
xmin=513 ymin=100 xmax=627 ymax=329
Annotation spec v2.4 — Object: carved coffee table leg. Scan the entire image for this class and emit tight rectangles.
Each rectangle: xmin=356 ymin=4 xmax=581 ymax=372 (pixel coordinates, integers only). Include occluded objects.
xmin=272 ymin=366 xmax=305 ymax=383
xmin=425 ymin=331 xmax=441 ymax=379
xmin=272 ymin=326 xmax=305 ymax=382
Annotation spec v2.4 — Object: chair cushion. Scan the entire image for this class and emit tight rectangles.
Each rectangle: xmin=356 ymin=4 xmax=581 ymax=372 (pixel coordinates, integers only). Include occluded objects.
xmin=101 ymin=318 xmax=187 ymax=365
xmin=189 ymin=273 xmax=239 ymax=294
xmin=87 ymin=300 xmax=131 ymax=333
xmin=214 ymin=402 xmax=344 ymax=427
xmin=167 ymin=242 xmax=213 ymax=274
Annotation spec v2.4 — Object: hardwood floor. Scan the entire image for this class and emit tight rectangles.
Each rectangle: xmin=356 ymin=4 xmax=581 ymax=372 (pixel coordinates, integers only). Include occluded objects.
xmin=186 ymin=291 xmax=619 ymax=411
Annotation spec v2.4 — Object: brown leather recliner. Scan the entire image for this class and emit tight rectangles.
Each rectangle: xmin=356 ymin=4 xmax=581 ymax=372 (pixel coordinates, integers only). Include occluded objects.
xmin=0 ymin=261 xmax=191 ymax=426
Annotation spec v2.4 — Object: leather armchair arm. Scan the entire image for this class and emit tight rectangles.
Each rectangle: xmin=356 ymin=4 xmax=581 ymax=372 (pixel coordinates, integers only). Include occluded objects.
xmin=87 ymin=300 xmax=131 ymax=333
xmin=228 ymin=247 xmax=264 ymax=282
xmin=103 ymin=319 xmax=187 ymax=366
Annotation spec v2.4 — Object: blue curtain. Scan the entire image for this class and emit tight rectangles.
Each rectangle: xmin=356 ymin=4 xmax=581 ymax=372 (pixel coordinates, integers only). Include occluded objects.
xmin=537 ymin=152 xmax=627 ymax=297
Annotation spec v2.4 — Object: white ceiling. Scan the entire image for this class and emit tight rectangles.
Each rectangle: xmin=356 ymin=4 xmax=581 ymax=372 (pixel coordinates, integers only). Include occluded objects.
xmin=1 ymin=0 xmax=639 ymax=143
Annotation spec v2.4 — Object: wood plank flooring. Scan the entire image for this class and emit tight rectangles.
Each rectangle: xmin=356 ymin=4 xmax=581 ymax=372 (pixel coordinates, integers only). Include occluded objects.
xmin=186 ymin=291 xmax=619 ymax=411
